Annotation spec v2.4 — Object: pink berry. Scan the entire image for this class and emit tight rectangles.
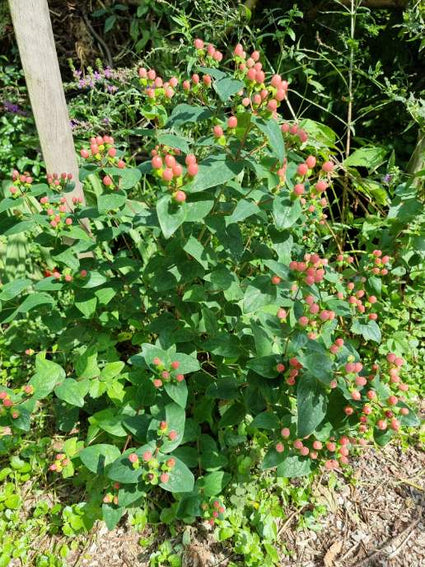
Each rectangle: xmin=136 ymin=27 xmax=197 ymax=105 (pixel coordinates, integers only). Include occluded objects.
xmin=80 ymin=149 xmax=89 ymax=159
xmin=213 ymin=125 xmax=223 ymax=138
xmin=322 ymin=161 xmax=334 ymax=173
xmin=297 ymin=163 xmax=308 ymax=176
xmin=281 ymin=428 xmax=290 ymax=438
xmin=187 ymin=163 xmax=199 ymax=177
xmin=143 ymin=451 xmax=152 ymax=462
xmin=128 ymin=453 xmax=139 ymax=463
xmin=276 ymin=442 xmax=284 ymax=453
xmin=227 ymin=116 xmax=238 ymax=129
xmin=160 ymin=473 xmax=169 ymax=484
xmin=103 ymin=175 xmax=113 ymax=186
xmin=168 ymin=430 xmax=178 ymax=441
xmin=305 ymin=155 xmax=316 ymax=169
xmin=174 ymin=190 xmax=186 ymax=203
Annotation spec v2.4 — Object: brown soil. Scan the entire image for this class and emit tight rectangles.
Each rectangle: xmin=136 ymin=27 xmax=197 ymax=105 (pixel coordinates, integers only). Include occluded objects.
xmin=63 ymin=442 xmax=424 ymax=567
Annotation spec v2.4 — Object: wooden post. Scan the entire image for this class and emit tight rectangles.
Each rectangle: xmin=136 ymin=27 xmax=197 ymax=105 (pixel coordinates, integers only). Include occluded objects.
xmin=8 ymin=0 xmax=85 ymax=209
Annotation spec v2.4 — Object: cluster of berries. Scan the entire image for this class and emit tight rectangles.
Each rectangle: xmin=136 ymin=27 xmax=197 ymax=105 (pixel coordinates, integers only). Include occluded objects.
xmin=8 ymin=169 xmax=33 ymax=197
xmin=43 ymin=268 xmax=88 ymax=283
xmin=128 ymin=447 xmax=176 ymax=486
xmin=211 ymin=115 xmax=238 ymax=145
xmin=138 ymin=68 xmax=178 ymax=101
xmin=364 ymin=249 xmax=391 ymax=276
xmin=194 ymin=38 xmax=224 ymax=63
xmin=275 ymin=429 xmax=354 ymax=468
xmin=49 ymin=453 xmax=70 ymax=473
xmin=281 ymin=122 xmax=309 ymax=145
xmin=201 ymin=499 xmax=226 ymax=526
xmin=39 ymin=195 xmax=74 ymax=230
xmin=0 ymin=390 xmax=20 ymax=419
xmin=344 ymin=281 xmax=379 ymax=320
xmin=280 ymin=357 xmax=303 ymax=387
xmin=151 ymin=358 xmax=185 ymax=389
xmin=231 ymin=42 xmax=288 ymax=114
xmin=289 ymin=253 xmax=328 ymax=287
xmin=298 ymin=293 xmax=336 ymax=339
xmin=46 ymin=172 xmax=73 ymax=190
xmin=344 ymin=354 xmax=409 ymax=434
xmin=80 ymin=135 xmax=125 ymax=189
xmin=151 ymin=147 xmax=200 ymax=203
xmin=103 ymin=482 xmax=120 ymax=506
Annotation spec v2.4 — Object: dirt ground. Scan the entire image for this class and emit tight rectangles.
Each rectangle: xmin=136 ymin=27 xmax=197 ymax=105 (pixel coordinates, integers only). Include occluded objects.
xmin=63 ymin=442 xmax=425 ymax=567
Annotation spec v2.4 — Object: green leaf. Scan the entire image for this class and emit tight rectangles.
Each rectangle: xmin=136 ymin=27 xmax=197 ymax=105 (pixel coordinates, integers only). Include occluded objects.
xmin=185 ymin=199 xmax=214 ymax=222
xmin=156 ymin=132 xmax=190 ymax=154
xmin=277 ymin=454 xmax=312 ymax=478
xmin=171 ymin=352 xmax=201 ymax=374
xmin=183 ymin=236 xmax=208 ymax=268
xmin=1 ymin=292 xmax=55 ymax=323
xmin=167 ymin=103 xmax=213 ymax=128
xmin=160 ymin=403 xmax=186 ymax=453
xmin=226 ymin=199 xmax=260 ymax=225
xmin=351 ymin=319 xmax=381 ymax=343
xmin=298 ymin=350 xmax=333 ymax=385
xmin=29 ymin=357 xmax=65 ymax=399
xmin=297 ymin=375 xmax=327 ymax=437
xmin=101 ymin=361 xmax=125 ymax=380
xmin=164 ymin=381 xmax=188 ymax=409
xmin=199 ymin=435 xmax=228 ymax=470
xmin=251 ymin=412 xmax=280 ymax=430
xmin=80 ymin=444 xmax=121 ymax=474
xmin=246 ymin=355 xmax=280 ymax=379
xmin=102 ymin=503 xmax=123 ymax=530
xmin=55 ymin=379 xmax=89 ymax=407
xmin=186 ymin=155 xmax=243 ymax=193
xmin=253 ymin=117 xmax=285 ymax=164
xmin=107 ymin=446 xmax=153 ymax=483
xmin=159 ymin=456 xmax=194 ymax=493
xmin=89 ymin=409 xmax=128 ymax=437
xmin=213 ymin=77 xmax=245 ymax=102
xmin=261 ymin=447 xmax=287 ymax=470
xmin=344 ymin=147 xmax=387 ymax=171
xmin=206 ymin=378 xmax=240 ymax=399
xmin=273 ymin=196 xmax=302 ymax=229
xmin=198 ymin=471 xmax=231 ymax=496
xmin=300 ymin=119 xmax=336 ymax=147
xmin=97 ymin=191 xmax=127 ymax=213
xmin=103 ymin=167 xmax=141 ymax=190
xmin=219 ymin=403 xmax=246 ymax=427
xmin=0 ymin=278 xmax=32 ymax=301
xmin=75 ymin=346 xmax=100 ymax=379
xmin=243 ymin=277 xmax=276 ymax=314
xmin=156 ymin=195 xmax=186 ymax=238
xmin=75 ymin=293 xmax=97 ymax=318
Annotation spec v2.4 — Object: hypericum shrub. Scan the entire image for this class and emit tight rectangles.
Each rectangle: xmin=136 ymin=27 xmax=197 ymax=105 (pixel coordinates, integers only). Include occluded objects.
xmin=0 ymin=38 xmax=420 ymax=530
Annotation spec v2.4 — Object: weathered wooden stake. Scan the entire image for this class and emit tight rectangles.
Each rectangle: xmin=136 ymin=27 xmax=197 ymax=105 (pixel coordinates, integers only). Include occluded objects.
xmin=8 ymin=0 xmax=85 ymax=208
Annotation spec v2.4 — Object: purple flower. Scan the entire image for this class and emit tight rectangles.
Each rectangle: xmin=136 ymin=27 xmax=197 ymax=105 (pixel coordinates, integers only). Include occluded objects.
xmin=3 ymin=101 xmax=27 ymax=115
xmin=104 ymin=67 xmax=113 ymax=79
xmin=102 ymin=117 xmax=110 ymax=124
xmin=106 ymin=85 xmax=118 ymax=93
xmin=78 ymin=78 xmax=87 ymax=89
xmin=93 ymin=71 xmax=102 ymax=81
xmin=73 ymin=69 xmax=82 ymax=79
xmin=383 ymin=174 xmax=393 ymax=183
